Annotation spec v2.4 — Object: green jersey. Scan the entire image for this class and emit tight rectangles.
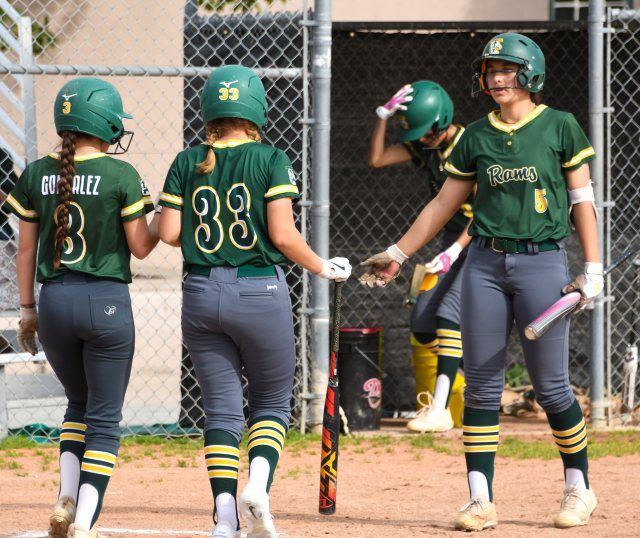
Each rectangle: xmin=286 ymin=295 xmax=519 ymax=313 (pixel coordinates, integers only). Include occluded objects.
xmin=403 ymin=125 xmax=473 ymax=234
xmin=444 ymin=105 xmax=595 ymax=242
xmin=5 ymin=152 xmax=154 ymax=283
xmin=159 ymin=140 xmax=300 ymax=268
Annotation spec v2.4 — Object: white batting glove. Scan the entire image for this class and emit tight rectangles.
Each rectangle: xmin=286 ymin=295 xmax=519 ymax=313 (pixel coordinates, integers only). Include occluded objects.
xmin=359 ymin=244 xmax=408 ymax=288
xmin=376 ymin=84 xmax=414 ymax=120
xmin=18 ymin=305 xmax=39 ymax=356
xmin=561 ymin=262 xmax=604 ymax=312
xmin=424 ymin=242 xmax=463 ymax=275
xmin=318 ymin=257 xmax=352 ymax=282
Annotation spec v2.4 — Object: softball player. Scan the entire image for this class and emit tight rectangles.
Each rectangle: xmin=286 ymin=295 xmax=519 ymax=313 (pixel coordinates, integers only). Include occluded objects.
xmin=361 ymin=33 xmax=600 ymax=530
xmin=158 ymin=65 xmax=351 ymax=538
xmin=5 ymin=78 xmax=158 ymax=538
xmin=369 ymin=80 xmax=470 ymax=433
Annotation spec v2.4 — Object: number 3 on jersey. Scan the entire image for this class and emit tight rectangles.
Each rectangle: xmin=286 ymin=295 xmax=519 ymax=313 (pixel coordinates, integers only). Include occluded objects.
xmin=534 ymin=188 xmax=548 ymax=214
xmin=54 ymin=201 xmax=87 ymax=263
xmin=193 ymin=184 xmax=256 ymax=253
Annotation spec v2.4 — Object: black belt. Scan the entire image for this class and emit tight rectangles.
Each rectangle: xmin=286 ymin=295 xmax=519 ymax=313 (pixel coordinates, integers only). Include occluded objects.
xmin=475 ymin=236 xmax=560 ymax=254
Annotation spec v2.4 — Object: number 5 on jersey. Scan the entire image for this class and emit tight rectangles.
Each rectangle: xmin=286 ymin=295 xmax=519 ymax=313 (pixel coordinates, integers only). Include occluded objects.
xmin=535 ymin=188 xmax=548 ymax=214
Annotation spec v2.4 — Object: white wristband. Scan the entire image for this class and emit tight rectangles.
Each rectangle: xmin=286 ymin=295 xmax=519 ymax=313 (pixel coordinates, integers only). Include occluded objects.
xmin=387 ymin=244 xmax=409 ymax=265
xmin=445 ymin=242 xmax=463 ymax=260
xmin=584 ymin=262 xmax=603 ymax=276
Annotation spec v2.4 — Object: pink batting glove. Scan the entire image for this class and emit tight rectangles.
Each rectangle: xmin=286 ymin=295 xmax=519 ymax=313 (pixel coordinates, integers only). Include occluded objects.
xmin=376 ymin=84 xmax=413 ymax=120
xmin=424 ymin=243 xmax=463 ymax=275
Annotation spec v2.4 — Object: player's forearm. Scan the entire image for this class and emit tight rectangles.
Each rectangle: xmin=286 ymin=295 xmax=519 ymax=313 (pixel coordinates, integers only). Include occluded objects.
xmin=572 ymin=203 xmax=601 ymax=263
xmin=368 ymin=118 xmax=388 ymax=168
xmin=272 ymin=229 xmax=323 ymax=274
xmin=396 ymin=196 xmax=454 ymax=256
xmin=455 ymin=220 xmax=473 ymax=249
xmin=17 ymin=244 xmax=36 ymax=306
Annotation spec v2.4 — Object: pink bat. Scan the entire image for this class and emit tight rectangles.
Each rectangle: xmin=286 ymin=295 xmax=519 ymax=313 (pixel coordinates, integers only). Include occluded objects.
xmin=524 ymin=292 xmax=582 ymax=341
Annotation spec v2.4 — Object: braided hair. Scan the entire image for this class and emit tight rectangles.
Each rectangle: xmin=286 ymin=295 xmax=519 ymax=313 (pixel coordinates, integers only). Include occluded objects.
xmin=53 ymin=130 xmax=76 ymax=270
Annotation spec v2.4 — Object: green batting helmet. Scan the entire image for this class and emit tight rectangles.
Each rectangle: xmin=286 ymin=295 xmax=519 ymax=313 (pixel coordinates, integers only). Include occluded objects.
xmin=396 ymin=81 xmax=454 ymax=142
xmin=200 ymin=65 xmax=268 ymax=127
xmin=54 ymin=78 xmax=132 ymax=144
xmin=473 ymin=33 xmax=545 ymax=95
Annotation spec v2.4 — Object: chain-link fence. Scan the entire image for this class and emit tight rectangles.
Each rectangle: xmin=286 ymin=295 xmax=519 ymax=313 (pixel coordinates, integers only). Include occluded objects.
xmin=606 ymin=8 xmax=640 ymax=425
xmin=331 ymin=22 xmax=594 ymax=415
xmin=0 ymin=0 xmax=311 ymax=440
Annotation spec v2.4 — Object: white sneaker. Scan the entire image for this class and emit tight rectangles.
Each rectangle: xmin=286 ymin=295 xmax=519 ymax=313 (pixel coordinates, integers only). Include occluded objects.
xmin=406 ymin=392 xmax=454 ymax=433
xmin=239 ymin=484 xmax=277 ymax=538
xmin=67 ymin=524 xmax=103 ymax=538
xmin=454 ymin=496 xmax=498 ymax=531
xmin=554 ymin=485 xmax=597 ymax=528
xmin=212 ymin=520 xmax=240 ymax=538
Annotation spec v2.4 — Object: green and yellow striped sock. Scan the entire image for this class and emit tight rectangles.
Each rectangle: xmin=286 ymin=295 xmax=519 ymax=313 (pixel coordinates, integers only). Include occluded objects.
xmin=546 ymin=400 xmax=589 ymax=488
xmin=463 ymin=407 xmax=499 ymax=501
xmin=247 ymin=416 xmax=287 ymax=492
xmin=204 ymin=429 xmax=240 ymax=497
xmin=60 ymin=421 xmax=86 ymax=461
xmin=435 ymin=317 xmax=463 ymax=407
xmin=79 ymin=449 xmax=117 ymax=527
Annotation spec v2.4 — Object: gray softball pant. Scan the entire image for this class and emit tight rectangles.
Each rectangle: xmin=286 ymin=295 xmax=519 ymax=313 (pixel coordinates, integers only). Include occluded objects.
xmin=181 ymin=266 xmax=296 ymax=441
xmin=38 ymin=272 xmax=135 ymax=454
xmin=411 ymin=231 xmax=466 ymax=333
xmin=460 ymin=239 xmax=575 ymax=414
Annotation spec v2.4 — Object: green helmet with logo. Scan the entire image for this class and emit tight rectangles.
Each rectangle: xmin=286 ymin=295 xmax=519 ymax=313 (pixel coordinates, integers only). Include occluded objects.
xmin=396 ymin=81 xmax=454 ymax=142
xmin=200 ymin=65 xmax=268 ymax=128
xmin=473 ymin=32 xmax=545 ymax=95
xmin=54 ymin=78 xmax=132 ymax=144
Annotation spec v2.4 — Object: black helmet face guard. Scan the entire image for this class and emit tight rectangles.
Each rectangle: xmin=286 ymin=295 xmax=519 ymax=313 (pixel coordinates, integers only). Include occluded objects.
xmin=471 ymin=57 xmax=531 ymax=98
xmin=107 ymin=130 xmax=134 ymax=155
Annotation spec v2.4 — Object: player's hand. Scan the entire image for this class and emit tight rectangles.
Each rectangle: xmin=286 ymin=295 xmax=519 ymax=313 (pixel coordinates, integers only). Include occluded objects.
xmin=561 ymin=262 xmax=604 ymax=312
xmin=424 ymin=242 xmax=463 ymax=275
xmin=359 ymin=244 xmax=408 ymax=288
xmin=376 ymin=84 xmax=413 ymax=120
xmin=18 ymin=305 xmax=39 ymax=356
xmin=318 ymin=257 xmax=352 ymax=282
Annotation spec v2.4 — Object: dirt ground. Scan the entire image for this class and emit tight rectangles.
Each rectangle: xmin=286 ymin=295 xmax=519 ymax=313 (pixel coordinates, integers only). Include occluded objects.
xmin=1 ymin=417 xmax=639 ymax=538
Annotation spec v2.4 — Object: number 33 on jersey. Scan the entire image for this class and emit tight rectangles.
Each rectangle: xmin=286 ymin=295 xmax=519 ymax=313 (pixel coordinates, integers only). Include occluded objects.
xmin=159 ymin=140 xmax=300 ymax=268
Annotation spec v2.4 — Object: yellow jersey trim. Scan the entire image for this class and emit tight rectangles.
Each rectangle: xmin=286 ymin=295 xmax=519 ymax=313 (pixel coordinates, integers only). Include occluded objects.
xmin=208 ymin=139 xmax=256 ymax=149
xmin=160 ymin=192 xmax=184 ymax=206
xmin=439 ymin=125 xmax=465 ymax=161
xmin=120 ymin=199 xmax=144 ymax=217
xmin=48 ymin=152 xmax=107 ymax=161
xmin=562 ymin=147 xmax=595 ymax=168
xmin=444 ymin=161 xmax=475 ymax=177
xmin=5 ymin=194 xmax=38 ymax=218
xmin=264 ymin=184 xmax=299 ymax=198
xmin=487 ymin=104 xmax=548 ymax=133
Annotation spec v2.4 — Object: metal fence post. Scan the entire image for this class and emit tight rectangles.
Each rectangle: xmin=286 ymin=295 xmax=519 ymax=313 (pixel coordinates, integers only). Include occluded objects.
xmin=18 ymin=16 xmax=37 ymax=164
xmin=588 ymin=0 xmax=607 ymax=429
xmin=309 ymin=0 xmax=332 ymax=432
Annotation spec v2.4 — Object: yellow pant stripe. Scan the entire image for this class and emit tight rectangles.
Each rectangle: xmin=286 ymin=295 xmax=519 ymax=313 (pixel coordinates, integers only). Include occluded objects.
xmin=464 ymin=446 xmax=499 ymax=453
xmin=551 ymin=418 xmax=586 ymax=438
xmin=463 ymin=435 xmax=499 ymax=443
xmin=81 ymin=463 xmax=114 ymax=475
xmin=248 ymin=421 xmax=286 ymax=436
xmin=84 ymin=450 xmax=117 ymax=464
xmin=436 ymin=329 xmax=461 ymax=338
xmin=248 ymin=429 xmax=285 ymax=446
xmin=554 ymin=429 xmax=587 ymax=446
xmin=437 ymin=338 xmax=462 ymax=348
xmin=206 ymin=457 xmax=239 ymax=468
xmin=62 ymin=422 xmax=87 ymax=431
xmin=248 ymin=438 xmax=283 ymax=453
xmin=438 ymin=349 xmax=463 ymax=358
xmin=204 ymin=445 xmax=240 ymax=456
xmin=463 ymin=425 xmax=499 ymax=433
xmin=208 ymin=469 xmax=238 ymax=479
xmin=557 ymin=437 xmax=588 ymax=454
xmin=60 ymin=433 xmax=85 ymax=442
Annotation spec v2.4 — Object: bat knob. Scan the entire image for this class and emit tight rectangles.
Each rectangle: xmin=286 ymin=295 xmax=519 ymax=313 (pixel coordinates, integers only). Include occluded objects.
xmin=524 ymin=326 xmax=538 ymax=340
